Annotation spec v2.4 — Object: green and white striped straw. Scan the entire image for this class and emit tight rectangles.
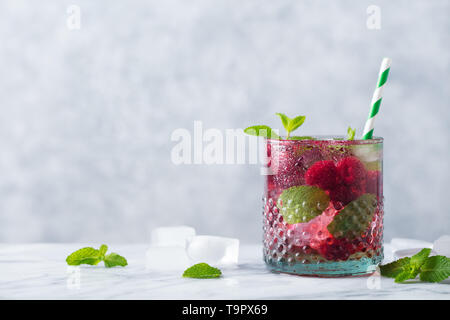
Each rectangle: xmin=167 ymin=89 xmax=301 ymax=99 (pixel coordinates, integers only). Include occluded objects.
xmin=362 ymin=57 xmax=391 ymax=140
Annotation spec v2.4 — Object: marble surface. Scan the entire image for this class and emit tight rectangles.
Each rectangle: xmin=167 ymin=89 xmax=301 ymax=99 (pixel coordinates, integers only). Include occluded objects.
xmin=0 ymin=243 xmax=449 ymax=300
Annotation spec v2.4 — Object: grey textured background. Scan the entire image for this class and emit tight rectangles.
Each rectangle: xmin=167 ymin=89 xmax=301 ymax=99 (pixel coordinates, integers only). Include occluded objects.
xmin=0 ymin=0 xmax=448 ymax=243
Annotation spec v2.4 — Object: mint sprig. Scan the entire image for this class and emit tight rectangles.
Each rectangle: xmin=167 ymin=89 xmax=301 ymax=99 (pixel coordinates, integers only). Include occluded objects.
xmin=380 ymin=248 xmax=450 ymax=283
xmin=244 ymin=113 xmax=307 ymax=140
xmin=182 ymin=263 xmax=222 ymax=279
xmin=347 ymin=127 xmax=356 ymax=140
xmin=66 ymin=244 xmax=128 ymax=268
xmin=275 ymin=113 xmax=306 ymax=139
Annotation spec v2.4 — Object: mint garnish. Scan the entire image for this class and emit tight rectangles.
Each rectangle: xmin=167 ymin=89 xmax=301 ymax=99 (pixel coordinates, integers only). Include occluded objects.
xmin=66 ymin=247 xmax=103 ymax=266
xmin=379 ymin=257 xmax=412 ymax=279
xmin=379 ymin=248 xmax=430 ymax=282
xmin=244 ymin=125 xmax=281 ymax=140
xmin=380 ymin=248 xmax=450 ymax=283
xmin=277 ymin=185 xmax=329 ymax=224
xmin=66 ymin=244 xmax=127 ymax=268
xmin=418 ymin=256 xmax=450 ymax=283
xmin=244 ymin=114 xmax=307 ymax=140
xmin=410 ymin=247 xmax=432 ymax=267
xmin=391 ymin=248 xmax=431 ymax=283
xmin=104 ymin=253 xmax=128 ymax=268
xmin=182 ymin=263 xmax=222 ymax=279
xmin=347 ymin=127 xmax=356 ymax=140
xmin=275 ymin=113 xmax=306 ymax=139
xmin=327 ymin=194 xmax=377 ymax=239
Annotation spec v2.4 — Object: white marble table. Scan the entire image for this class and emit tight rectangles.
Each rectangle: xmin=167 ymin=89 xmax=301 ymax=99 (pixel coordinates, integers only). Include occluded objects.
xmin=0 ymin=243 xmax=448 ymax=300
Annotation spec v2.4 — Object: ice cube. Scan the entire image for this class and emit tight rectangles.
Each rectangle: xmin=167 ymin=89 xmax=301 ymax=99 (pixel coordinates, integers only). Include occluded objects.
xmin=390 ymin=238 xmax=433 ymax=251
xmin=145 ymin=246 xmax=190 ymax=271
xmin=150 ymin=226 xmax=196 ymax=248
xmin=186 ymin=236 xmax=239 ymax=266
xmin=433 ymin=235 xmax=450 ymax=256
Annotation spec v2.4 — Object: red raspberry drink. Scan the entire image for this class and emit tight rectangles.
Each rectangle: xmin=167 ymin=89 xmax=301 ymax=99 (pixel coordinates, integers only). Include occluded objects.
xmin=263 ymin=136 xmax=383 ymax=277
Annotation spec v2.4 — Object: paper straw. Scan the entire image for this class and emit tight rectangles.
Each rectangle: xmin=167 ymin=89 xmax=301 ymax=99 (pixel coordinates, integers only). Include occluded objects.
xmin=362 ymin=58 xmax=391 ymax=139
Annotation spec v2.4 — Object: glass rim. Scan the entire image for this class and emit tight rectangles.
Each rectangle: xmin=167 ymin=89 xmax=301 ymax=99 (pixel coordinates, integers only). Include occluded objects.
xmin=266 ymin=135 xmax=383 ymax=145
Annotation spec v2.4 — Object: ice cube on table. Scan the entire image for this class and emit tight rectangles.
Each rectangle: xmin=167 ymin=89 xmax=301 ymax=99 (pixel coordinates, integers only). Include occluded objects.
xmin=145 ymin=246 xmax=190 ymax=271
xmin=186 ymin=236 xmax=239 ymax=266
xmin=433 ymin=235 xmax=450 ymax=256
xmin=390 ymin=238 xmax=433 ymax=251
xmin=150 ymin=226 xmax=196 ymax=248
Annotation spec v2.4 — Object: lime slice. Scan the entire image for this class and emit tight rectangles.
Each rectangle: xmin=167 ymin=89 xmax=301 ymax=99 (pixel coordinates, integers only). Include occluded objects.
xmin=327 ymin=193 xmax=377 ymax=239
xmin=277 ymin=185 xmax=330 ymax=224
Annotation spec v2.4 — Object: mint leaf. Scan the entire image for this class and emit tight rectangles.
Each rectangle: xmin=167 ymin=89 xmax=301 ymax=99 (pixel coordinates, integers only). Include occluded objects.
xmin=66 ymin=245 xmax=127 ymax=268
xmin=99 ymin=244 xmax=108 ymax=258
xmin=104 ymin=253 xmax=128 ymax=268
xmin=380 ymin=249 xmax=450 ymax=283
xmin=182 ymin=263 xmax=222 ymax=279
xmin=391 ymin=248 xmax=434 ymax=282
xmin=395 ymin=269 xmax=416 ymax=283
xmin=275 ymin=113 xmax=290 ymax=131
xmin=288 ymin=116 xmax=306 ymax=133
xmin=244 ymin=125 xmax=280 ymax=140
xmin=347 ymin=127 xmax=356 ymax=140
xmin=411 ymin=248 xmax=432 ymax=268
xmin=419 ymin=256 xmax=450 ymax=283
xmin=380 ymin=257 xmax=411 ymax=278
xmin=275 ymin=113 xmax=306 ymax=138
xmin=277 ymin=186 xmax=329 ymax=224
xmin=66 ymin=247 xmax=102 ymax=266
xmin=327 ymin=194 xmax=377 ymax=239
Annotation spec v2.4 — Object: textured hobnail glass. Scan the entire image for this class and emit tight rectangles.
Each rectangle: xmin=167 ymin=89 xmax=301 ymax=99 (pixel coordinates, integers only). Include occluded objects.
xmin=262 ymin=136 xmax=383 ymax=277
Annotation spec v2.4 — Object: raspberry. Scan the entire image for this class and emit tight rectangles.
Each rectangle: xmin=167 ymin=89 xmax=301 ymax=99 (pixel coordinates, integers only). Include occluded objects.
xmin=305 ymin=160 xmax=338 ymax=190
xmin=336 ymin=156 xmax=367 ymax=186
xmin=366 ymin=170 xmax=381 ymax=195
